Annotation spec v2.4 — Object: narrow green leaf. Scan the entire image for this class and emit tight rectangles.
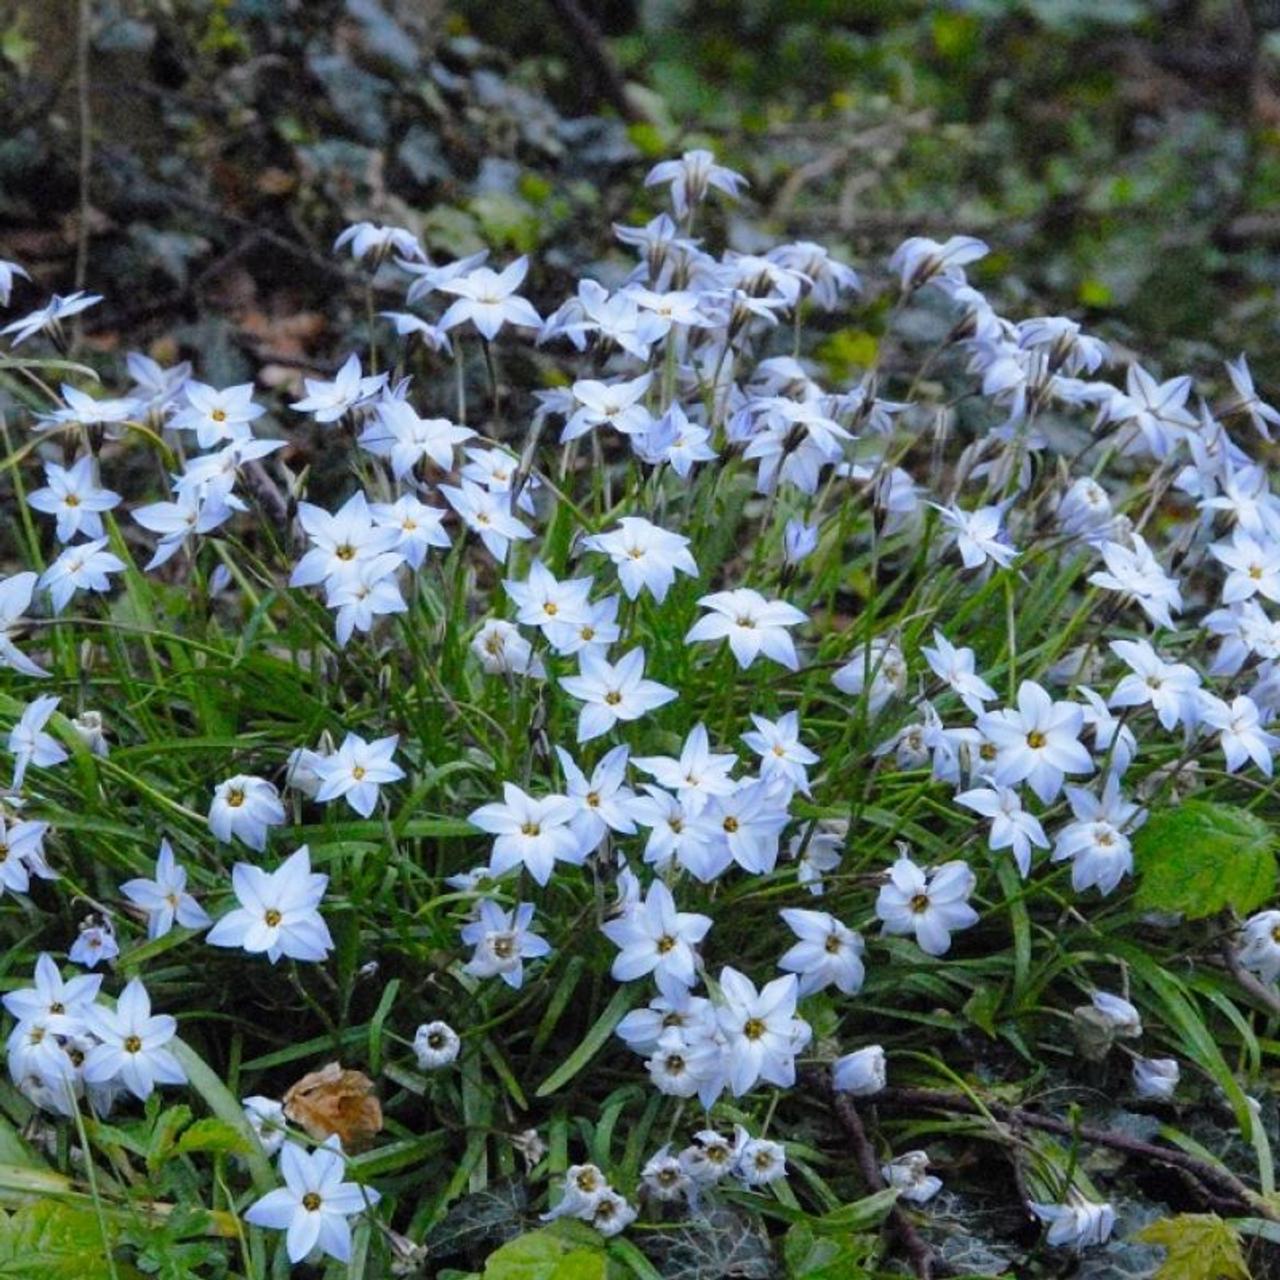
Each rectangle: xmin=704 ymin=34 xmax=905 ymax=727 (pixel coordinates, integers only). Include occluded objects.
xmin=535 ymin=986 xmax=638 ymax=1098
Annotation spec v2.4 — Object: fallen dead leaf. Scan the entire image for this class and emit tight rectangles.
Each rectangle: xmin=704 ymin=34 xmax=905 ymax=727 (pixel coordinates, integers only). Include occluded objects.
xmin=283 ymin=1062 xmax=383 ymax=1152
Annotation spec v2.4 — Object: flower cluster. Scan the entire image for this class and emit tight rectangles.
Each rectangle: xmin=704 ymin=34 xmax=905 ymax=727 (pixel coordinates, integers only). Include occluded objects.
xmin=1 ymin=142 xmax=1278 ymax=1268
xmin=5 ymin=960 xmax=183 ymax=1115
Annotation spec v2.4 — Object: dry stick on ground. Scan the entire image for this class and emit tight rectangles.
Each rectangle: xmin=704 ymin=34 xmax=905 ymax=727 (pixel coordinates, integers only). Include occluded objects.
xmin=1221 ymin=941 xmax=1280 ymax=1019
xmin=803 ymin=1071 xmax=943 ymax=1279
xmin=873 ymin=1086 xmax=1277 ymax=1221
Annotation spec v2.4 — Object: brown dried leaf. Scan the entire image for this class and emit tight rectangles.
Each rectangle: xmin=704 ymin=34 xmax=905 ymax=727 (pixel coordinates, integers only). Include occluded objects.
xmin=283 ymin=1062 xmax=382 ymax=1152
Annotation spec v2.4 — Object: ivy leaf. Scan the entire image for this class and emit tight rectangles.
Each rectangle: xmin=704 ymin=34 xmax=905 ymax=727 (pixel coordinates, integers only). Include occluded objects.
xmin=1133 ymin=801 xmax=1276 ymax=919
xmin=426 ymin=1181 xmax=528 ymax=1267
xmin=639 ymin=1204 xmax=775 ymax=1280
xmin=1135 ymin=1213 xmax=1249 ymax=1280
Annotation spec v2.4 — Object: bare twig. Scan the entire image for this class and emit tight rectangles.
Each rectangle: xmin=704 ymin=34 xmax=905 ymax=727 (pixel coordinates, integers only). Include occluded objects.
xmin=803 ymin=1071 xmax=942 ymax=1279
xmin=1221 ymin=941 xmax=1280 ymax=1019
xmin=243 ymin=460 xmax=289 ymax=527
xmin=875 ymin=1086 xmax=1276 ymax=1221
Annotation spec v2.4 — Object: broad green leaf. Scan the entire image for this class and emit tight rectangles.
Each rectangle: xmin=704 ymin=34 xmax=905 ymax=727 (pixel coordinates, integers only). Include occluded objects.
xmin=173 ymin=1118 xmax=252 ymax=1158
xmin=1133 ymin=801 xmax=1275 ymax=919
xmin=481 ymin=1223 xmax=606 ymax=1280
xmin=1136 ymin=1213 xmax=1249 ymax=1280
xmin=782 ymin=1221 xmax=877 ymax=1279
xmin=0 ymin=1200 xmax=142 ymax=1279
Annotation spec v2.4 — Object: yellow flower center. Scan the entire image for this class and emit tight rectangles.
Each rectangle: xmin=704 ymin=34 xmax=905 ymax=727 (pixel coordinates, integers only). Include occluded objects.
xmin=1026 ymin=730 xmax=1046 ymax=749
xmin=743 ymin=1017 xmax=766 ymax=1041
xmin=264 ymin=908 xmax=282 ymax=927
xmin=124 ymin=1035 xmax=142 ymax=1054
xmin=302 ymin=1192 xmax=322 ymax=1212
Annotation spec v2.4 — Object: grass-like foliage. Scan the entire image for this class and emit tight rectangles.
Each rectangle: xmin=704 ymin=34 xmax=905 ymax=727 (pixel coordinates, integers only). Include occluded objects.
xmin=0 ymin=154 xmax=1279 ymax=1279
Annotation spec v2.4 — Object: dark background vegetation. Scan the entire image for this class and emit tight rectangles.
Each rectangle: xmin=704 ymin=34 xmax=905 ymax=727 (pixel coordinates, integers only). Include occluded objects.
xmin=1 ymin=0 xmax=1279 ymax=393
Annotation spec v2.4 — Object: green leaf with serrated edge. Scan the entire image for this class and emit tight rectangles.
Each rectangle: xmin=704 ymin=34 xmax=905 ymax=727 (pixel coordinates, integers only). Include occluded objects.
xmin=173 ymin=1118 xmax=251 ymax=1157
xmin=1133 ymin=801 xmax=1275 ymax=919
xmin=1136 ymin=1213 xmax=1249 ymax=1280
xmin=169 ymin=1037 xmax=274 ymax=1193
